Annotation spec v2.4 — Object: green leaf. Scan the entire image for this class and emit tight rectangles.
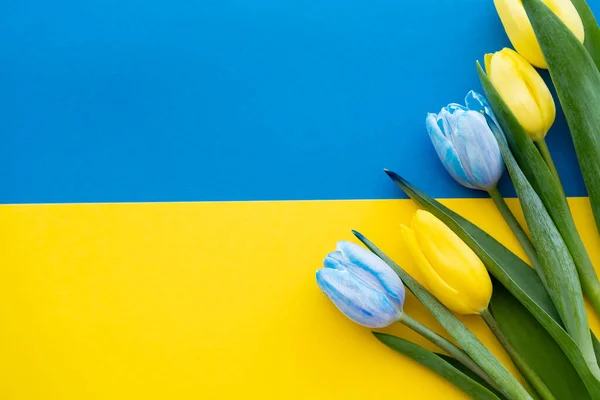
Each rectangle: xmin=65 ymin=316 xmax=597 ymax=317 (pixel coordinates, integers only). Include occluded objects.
xmin=491 ymin=282 xmax=591 ymax=400
xmin=383 ymin=170 xmax=600 ymax=397
xmin=477 ymin=61 xmax=600 ymax=320
xmin=437 ymin=354 xmax=508 ymax=400
xmin=353 ymin=231 xmax=532 ymax=400
xmin=594 ymin=335 xmax=600 ymax=360
xmin=484 ymin=113 xmax=595 ymax=368
xmin=522 ymin=0 xmax=600 ymax=234
xmin=373 ymin=333 xmax=503 ymax=400
xmin=570 ymin=0 xmax=600 ymax=70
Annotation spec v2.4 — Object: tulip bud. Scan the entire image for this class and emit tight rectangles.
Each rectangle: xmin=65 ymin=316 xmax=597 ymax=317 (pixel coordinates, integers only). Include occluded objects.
xmin=485 ymin=48 xmax=556 ymax=141
xmin=401 ymin=210 xmax=492 ymax=315
xmin=426 ymin=91 xmax=504 ymax=191
xmin=316 ymin=241 xmax=406 ymax=328
xmin=493 ymin=0 xmax=584 ymax=69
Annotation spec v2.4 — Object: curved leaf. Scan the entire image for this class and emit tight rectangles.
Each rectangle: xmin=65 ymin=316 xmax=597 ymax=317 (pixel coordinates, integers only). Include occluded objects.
xmin=491 ymin=282 xmax=591 ymax=399
xmin=373 ymin=333 xmax=502 ymax=400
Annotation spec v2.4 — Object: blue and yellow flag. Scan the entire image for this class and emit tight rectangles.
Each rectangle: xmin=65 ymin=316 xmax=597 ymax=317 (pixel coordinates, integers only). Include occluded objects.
xmin=2 ymin=0 xmax=599 ymax=399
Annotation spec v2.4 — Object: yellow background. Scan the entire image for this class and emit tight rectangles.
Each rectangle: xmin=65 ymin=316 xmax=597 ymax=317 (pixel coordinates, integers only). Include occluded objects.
xmin=2 ymin=198 xmax=600 ymax=399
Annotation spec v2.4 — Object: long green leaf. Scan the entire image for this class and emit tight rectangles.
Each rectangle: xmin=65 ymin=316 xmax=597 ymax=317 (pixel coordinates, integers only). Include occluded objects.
xmin=374 ymin=333 xmax=502 ymax=400
xmin=384 ymin=170 xmax=600 ymax=397
xmin=353 ymin=231 xmax=532 ymax=400
xmin=477 ymin=62 xmax=600 ymax=318
xmin=485 ymin=113 xmax=595 ymax=367
xmin=491 ymin=282 xmax=591 ymax=399
xmin=570 ymin=0 xmax=600 ymax=70
xmin=522 ymin=0 xmax=600 ymax=234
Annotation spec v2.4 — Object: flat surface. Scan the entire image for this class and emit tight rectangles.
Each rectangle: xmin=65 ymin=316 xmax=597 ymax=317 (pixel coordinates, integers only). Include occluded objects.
xmin=2 ymin=198 xmax=600 ymax=399
xmin=0 ymin=0 xmax=594 ymax=204
xmin=4 ymin=1 xmax=600 ymax=400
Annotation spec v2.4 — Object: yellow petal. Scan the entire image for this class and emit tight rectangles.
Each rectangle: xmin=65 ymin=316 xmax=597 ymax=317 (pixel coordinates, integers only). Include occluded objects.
xmin=488 ymin=49 xmax=549 ymax=141
xmin=494 ymin=0 xmax=547 ymax=68
xmin=410 ymin=211 xmax=492 ymax=314
xmin=484 ymin=53 xmax=494 ymax=76
xmin=544 ymin=0 xmax=585 ymax=43
xmin=400 ymin=224 xmax=475 ymax=315
xmin=493 ymin=0 xmax=585 ymax=69
xmin=501 ymin=48 xmax=556 ymax=139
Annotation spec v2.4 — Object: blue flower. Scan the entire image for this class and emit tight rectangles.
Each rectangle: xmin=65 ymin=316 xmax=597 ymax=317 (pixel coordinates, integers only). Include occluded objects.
xmin=426 ymin=91 xmax=504 ymax=191
xmin=316 ymin=241 xmax=405 ymax=328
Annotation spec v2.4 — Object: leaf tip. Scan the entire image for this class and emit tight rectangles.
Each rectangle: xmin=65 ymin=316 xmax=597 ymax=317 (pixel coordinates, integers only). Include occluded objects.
xmin=384 ymin=169 xmax=404 ymax=184
xmin=371 ymin=331 xmax=392 ymax=343
xmin=351 ymin=229 xmax=365 ymax=241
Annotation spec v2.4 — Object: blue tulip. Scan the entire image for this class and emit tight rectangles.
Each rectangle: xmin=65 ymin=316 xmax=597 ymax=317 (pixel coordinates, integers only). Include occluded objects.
xmin=426 ymin=91 xmax=504 ymax=191
xmin=316 ymin=241 xmax=405 ymax=328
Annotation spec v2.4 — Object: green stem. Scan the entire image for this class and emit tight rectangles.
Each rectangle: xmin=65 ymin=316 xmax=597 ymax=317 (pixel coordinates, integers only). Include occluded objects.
xmin=535 ymin=138 xmax=565 ymax=196
xmin=481 ymin=309 xmax=556 ymax=400
xmin=488 ymin=186 xmax=541 ymax=270
xmin=398 ymin=313 xmax=500 ymax=393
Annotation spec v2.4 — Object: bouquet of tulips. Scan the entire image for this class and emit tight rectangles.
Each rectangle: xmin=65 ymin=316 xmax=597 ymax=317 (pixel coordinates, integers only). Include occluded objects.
xmin=314 ymin=0 xmax=600 ymax=399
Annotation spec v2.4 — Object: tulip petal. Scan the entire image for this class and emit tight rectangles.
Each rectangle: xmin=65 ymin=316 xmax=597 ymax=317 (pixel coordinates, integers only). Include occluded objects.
xmin=452 ymin=111 xmax=504 ymax=190
xmin=488 ymin=49 xmax=548 ymax=140
xmin=324 ymin=251 xmax=346 ymax=270
xmin=494 ymin=0 xmax=547 ymax=68
xmin=484 ymin=54 xmax=494 ymax=77
xmin=502 ymin=48 xmax=556 ymax=136
xmin=464 ymin=91 xmax=506 ymax=181
xmin=543 ymin=0 xmax=585 ymax=41
xmin=326 ymin=250 xmax=390 ymax=296
xmin=411 ymin=210 xmax=492 ymax=314
xmin=316 ymin=268 xmax=399 ymax=328
xmin=426 ymin=113 xmax=476 ymax=189
xmin=465 ymin=90 xmax=499 ymax=126
xmin=400 ymin=225 xmax=477 ymax=315
xmin=336 ymin=241 xmax=405 ymax=310
xmin=439 ymin=106 xmax=468 ymax=139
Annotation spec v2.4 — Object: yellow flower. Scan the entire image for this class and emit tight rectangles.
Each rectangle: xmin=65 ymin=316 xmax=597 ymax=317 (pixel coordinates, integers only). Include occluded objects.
xmin=485 ymin=48 xmax=556 ymax=141
xmin=401 ymin=210 xmax=492 ymax=315
xmin=494 ymin=0 xmax=584 ymax=69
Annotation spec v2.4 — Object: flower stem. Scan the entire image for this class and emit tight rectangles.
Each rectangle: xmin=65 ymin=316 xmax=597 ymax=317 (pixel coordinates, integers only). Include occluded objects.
xmin=488 ymin=186 xmax=540 ymax=270
xmin=481 ymin=309 xmax=555 ymax=400
xmin=398 ymin=313 xmax=500 ymax=392
xmin=535 ymin=138 xmax=565 ymax=196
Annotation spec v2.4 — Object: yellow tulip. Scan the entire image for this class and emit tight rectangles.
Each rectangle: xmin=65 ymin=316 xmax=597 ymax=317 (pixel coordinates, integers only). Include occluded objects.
xmin=401 ymin=210 xmax=492 ymax=315
xmin=485 ymin=48 xmax=556 ymax=141
xmin=494 ymin=0 xmax=584 ymax=69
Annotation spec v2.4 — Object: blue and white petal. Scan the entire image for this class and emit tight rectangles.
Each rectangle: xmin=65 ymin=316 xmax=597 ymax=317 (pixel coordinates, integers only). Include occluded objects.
xmin=453 ymin=111 xmax=503 ymax=190
xmin=336 ymin=241 xmax=405 ymax=310
xmin=465 ymin=90 xmax=499 ymax=127
xmin=316 ymin=268 xmax=400 ymax=328
xmin=324 ymin=251 xmax=346 ymax=270
xmin=426 ymin=112 xmax=475 ymax=189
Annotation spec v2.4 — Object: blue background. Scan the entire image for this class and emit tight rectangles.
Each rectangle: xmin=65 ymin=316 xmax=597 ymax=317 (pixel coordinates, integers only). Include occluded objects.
xmin=1 ymin=0 xmax=594 ymax=203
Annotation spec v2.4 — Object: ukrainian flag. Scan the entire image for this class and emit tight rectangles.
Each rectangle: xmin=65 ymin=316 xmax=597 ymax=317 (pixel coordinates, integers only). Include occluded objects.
xmin=2 ymin=1 xmax=600 ymax=399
